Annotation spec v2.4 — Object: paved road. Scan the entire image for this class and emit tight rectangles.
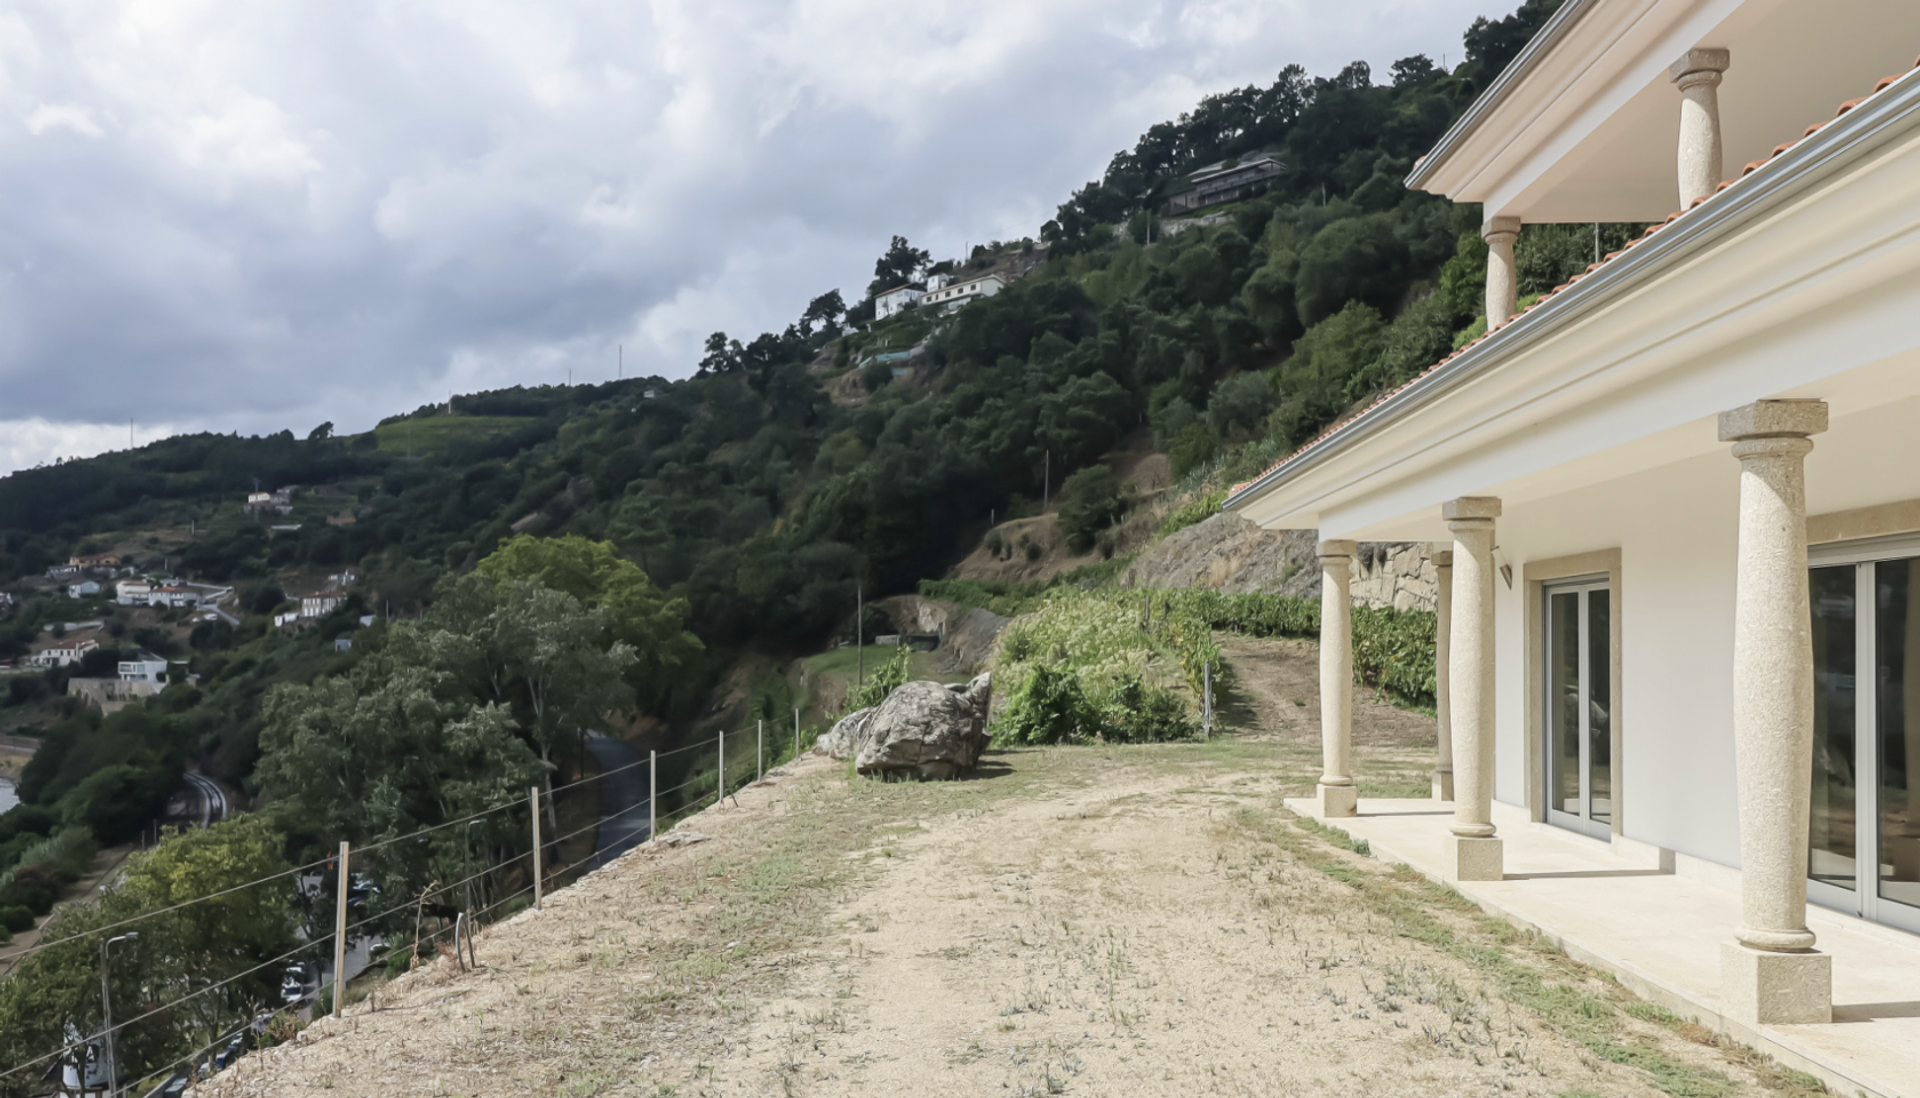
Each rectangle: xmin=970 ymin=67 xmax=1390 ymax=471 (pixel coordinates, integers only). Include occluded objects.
xmin=182 ymin=772 xmax=230 ymax=828
xmin=582 ymin=733 xmax=651 ymax=873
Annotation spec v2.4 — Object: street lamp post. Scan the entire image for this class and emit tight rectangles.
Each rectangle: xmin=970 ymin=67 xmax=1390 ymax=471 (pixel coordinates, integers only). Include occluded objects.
xmin=100 ymin=931 xmax=138 ymax=1097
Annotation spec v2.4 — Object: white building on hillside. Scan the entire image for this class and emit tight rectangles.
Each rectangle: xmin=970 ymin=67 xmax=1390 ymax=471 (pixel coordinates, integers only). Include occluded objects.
xmin=920 ymin=274 xmax=1005 ymax=314
xmin=149 ymin=585 xmax=198 ymax=608
xmin=30 ymin=638 xmax=98 ymax=668
xmin=66 ymin=581 xmax=99 ymax=599
xmin=1227 ymin=2 xmax=1920 ymax=1084
xmin=117 ymin=654 xmax=167 ymax=685
xmin=873 ymin=283 xmax=923 ymax=320
xmin=115 ymin=581 xmax=152 ymax=606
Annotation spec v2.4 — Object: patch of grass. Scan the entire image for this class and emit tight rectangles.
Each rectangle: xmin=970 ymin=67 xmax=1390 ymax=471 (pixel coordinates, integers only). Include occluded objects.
xmin=372 ymin=415 xmax=534 ymax=454
xmin=1228 ymin=807 xmax=1751 ymax=1098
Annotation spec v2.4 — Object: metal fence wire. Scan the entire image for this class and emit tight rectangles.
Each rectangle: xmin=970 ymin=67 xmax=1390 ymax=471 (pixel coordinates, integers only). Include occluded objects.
xmin=0 ymin=722 xmax=804 ymax=1094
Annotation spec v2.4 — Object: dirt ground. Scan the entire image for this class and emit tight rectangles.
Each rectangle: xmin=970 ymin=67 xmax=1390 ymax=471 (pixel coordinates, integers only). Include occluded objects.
xmin=189 ymin=639 xmax=1821 ymax=1098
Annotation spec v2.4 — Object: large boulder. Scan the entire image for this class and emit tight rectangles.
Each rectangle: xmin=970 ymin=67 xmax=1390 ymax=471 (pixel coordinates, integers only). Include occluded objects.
xmin=816 ymin=673 xmax=992 ymax=780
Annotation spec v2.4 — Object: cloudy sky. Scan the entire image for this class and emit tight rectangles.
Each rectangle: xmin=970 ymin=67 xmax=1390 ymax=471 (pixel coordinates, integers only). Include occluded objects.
xmin=0 ymin=0 xmax=1500 ymax=475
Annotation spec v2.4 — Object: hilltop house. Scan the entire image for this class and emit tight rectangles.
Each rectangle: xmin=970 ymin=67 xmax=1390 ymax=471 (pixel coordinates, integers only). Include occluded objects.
xmin=873 ymin=283 xmax=924 ymax=320
xmin=116 ymin=653 xmax=167 ymax=686
xmin=1225 ymin=0 xmax=1920 ymax=1083
xmin=245 ymin=487 xmax=295 ymax=515
xmin=1165 ymin=152 xmax=1284 ymax=215
xmin=30 ymin=637 xmax=98 ymax=668
xmin=148 ymin=585 xmax=198 ymax=609
xmin=920 ymin=273 xmax=1005 ymax=313
xmin=68 ymin=553 xmax=121 ymax=572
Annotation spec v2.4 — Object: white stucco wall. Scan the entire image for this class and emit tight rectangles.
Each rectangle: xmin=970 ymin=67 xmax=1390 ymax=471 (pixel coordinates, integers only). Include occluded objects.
xmin=1484 ymin=393 xmax=1920 ymax=873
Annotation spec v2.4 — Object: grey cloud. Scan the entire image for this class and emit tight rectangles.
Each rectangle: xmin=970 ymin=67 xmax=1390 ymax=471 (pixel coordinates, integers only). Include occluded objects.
xmin=0 ymin=0 xmax=1498 ymax=472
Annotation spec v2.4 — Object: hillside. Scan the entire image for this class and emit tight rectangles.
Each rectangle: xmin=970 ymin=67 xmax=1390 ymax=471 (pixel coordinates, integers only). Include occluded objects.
xmin=0 ymin=2 xmax=1612 ymax=1088
xmin=183 ymin=647 xmax=1805 ymax=1098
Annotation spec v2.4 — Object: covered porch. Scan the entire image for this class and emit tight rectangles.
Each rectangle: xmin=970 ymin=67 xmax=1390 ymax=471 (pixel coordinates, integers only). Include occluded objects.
xmin=1287 ymin=794 xmax=1920 ymax=1098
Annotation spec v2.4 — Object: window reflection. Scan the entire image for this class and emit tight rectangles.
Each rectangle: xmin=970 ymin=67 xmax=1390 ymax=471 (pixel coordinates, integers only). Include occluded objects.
xmin=1809 ymin=565 xmax=1857 ymax=892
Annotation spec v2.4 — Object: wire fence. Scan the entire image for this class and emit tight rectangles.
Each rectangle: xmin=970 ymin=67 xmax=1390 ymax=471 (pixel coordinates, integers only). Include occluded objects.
xmin=0 ymin=713 xmax=833 ymax=1097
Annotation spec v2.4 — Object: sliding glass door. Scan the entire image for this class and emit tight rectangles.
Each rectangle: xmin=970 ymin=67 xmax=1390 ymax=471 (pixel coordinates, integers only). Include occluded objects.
xmin=1544 ymin=579 xmax=1611 ymax=839
xmin=1807 ymin=545 xmax=1920 ymax=933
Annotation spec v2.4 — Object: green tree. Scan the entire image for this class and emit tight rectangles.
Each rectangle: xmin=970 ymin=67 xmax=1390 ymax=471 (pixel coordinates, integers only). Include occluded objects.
xmin=1057 ymin=466 xmax=1126 ymax=553
xmin=413 ymin=572 xmax=637 ymax=827
xmin=476 ymin=535 xmax=701 ymax=712
xmin=1268 ymin=301 xmax=1389 ymax=447
xmin=0 ymin=815 xmax=295 ymax=1095
xmin=866 ymin=235 xmax=931 ymax=297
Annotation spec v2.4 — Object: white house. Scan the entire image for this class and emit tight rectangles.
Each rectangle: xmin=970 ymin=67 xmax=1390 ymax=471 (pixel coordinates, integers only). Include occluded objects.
xmin=920 ymin=274 xmax=1005 ymax=314
xmin=66 ymin=581 xmax=100 ymax=599
xmin=116 ymin=654 xmax=167 ymax=685
xmin=149 ymin=585 xmax=198 ymax=609
xmin=114 ymin=581 xmax=152 ymax=606
xmin=30 ymin=638 xmax=98 ymax=668
xmin=300 ymin=592 xmax=343 ymax=619
xmin=1225 ymin=0 xmax=1920 ymax=1081
xmin=244 ymin=487 xmax=294 ymax=515
xmin=873 ymin=283 xmax=924 ymax=320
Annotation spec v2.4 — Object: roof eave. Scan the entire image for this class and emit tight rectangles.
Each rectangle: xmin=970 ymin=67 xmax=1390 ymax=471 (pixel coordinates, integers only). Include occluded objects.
xmin=1229 ymin=72 xmax=1920 ymax=519
xmin=1404 ymin=0 xmax=1603 ymax=194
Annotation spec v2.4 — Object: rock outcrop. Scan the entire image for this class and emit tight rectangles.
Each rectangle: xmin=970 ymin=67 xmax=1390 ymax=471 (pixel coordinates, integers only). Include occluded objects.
xmin=1117 ymin=512 xmax=1441 ymax=612
xmin=816 ymin=673 xmax=993 ymax=780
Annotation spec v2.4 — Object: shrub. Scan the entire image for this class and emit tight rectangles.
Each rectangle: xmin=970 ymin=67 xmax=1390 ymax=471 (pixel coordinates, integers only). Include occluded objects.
xmin=0 ymin=906 xmax=31 ymax=933
xmin=845 ymin=645 xmax=911 ymax=713
xmin=1205 ymin=373 xmax=1279 ymax=442
xmin=1057 ymin=466 xmax=1125 ymax=552
xmin=1104 ymin=676 xmax=1196 ymax=742
xmin=1156 ymin=491 xmax=1226 ymax=538
xmin=1167 ymin=422 xmax=1217 ymax=480
xmin=994 ymin=665 xmax=1101 ymax=745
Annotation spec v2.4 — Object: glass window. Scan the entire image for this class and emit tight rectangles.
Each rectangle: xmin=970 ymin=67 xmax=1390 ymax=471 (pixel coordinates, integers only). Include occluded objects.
xmin=1876 ymin=560 xmax=1920 ymax=908
xmin=1809 ymin=565 xmax=1858 ymax=892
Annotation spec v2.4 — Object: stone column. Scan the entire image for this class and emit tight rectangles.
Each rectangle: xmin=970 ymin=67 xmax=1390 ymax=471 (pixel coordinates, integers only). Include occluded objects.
xmin=1318 ymin=539 xmax=1358 ymax=817
xmin=1718 ymin=399 xmax=1831 ymax=1026
xmin=1443 ymin=498 xmax=1501 ymax=881
xmin=1671 ymin=48 xmax=1730 ymax=208
xmin=1484 ymin=217 xmax=1521 ymax=330
xmin=1433 ymin=548 xmax=1455 ymax=801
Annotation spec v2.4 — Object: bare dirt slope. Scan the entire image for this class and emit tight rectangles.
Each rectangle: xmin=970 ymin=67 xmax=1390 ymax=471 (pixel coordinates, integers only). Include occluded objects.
xmin=192 ymin=640 xmax=1808 ymax=1098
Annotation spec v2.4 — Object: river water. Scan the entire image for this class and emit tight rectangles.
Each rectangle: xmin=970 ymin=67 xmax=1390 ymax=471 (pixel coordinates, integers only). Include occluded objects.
xmin=0 ymin=777 xmax=17 ymax=814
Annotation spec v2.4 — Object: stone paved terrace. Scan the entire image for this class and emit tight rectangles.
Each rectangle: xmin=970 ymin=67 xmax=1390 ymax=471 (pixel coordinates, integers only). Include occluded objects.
xmin=1286 ymin=797 xmax=1920 ymax=1098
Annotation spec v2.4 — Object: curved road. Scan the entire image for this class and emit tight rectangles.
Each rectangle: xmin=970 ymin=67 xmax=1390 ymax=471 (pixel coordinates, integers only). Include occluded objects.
xmin=581 ymin=733 xmax=651 ymax=873
xmin=183 ymin=772 xmax=230 ymax=828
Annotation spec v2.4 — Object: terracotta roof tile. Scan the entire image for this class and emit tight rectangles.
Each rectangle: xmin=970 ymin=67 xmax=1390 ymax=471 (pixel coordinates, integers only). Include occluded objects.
xmin=1226 ymin=60 xmax=1920 ymax=505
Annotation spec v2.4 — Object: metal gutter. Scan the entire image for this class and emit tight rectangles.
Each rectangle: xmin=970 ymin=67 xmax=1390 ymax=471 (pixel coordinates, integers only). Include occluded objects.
xmin=1229 ymin=68 xmax=1920 ymax=513
xmin=1404 ymin=0 xmax=1604 ymax=192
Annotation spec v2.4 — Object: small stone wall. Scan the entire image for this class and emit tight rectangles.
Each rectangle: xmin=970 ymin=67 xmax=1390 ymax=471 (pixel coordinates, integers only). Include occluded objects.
xmin=1350 ymin=542 xmax=1440 ymax=614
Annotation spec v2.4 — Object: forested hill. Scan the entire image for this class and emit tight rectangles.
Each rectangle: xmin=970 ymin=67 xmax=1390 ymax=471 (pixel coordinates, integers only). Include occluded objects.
xmin=0 ymin=0 xmax=1613 ymax=826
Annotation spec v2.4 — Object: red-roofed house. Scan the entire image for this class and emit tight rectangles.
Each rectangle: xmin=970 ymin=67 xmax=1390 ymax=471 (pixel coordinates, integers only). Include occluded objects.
xmin=1224 ymin=0 xmax=1920 ymax=1064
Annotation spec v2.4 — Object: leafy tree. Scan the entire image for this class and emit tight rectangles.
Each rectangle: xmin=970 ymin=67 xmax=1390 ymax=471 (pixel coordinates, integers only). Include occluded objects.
xmin=257 ymin=651 xmax=543 ymax=856
xmin=866 ymin=235 xmax=931 ymax=297
xmin=413 ymin=572 xmax=636 ymax=821
xmin=1205 ymin=372 xmax=1280 ymax=442
xmin=1455 ymin=0 xmax=1566 ymax=93
xmin=1294 ymin=213 xmax=1413 ymax=325
xmin=1057 ymin=466 xmax=1125 ymax=553
xmin=1268 ymin=301 xmax=1389 ymax=447
xmin=800 ymin=290 xmax=846 ymax=337
xmin=0 ymin=815 xmax=295 ymax=1094
xmin=475 ymin=535 xmax=701 ymax=713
